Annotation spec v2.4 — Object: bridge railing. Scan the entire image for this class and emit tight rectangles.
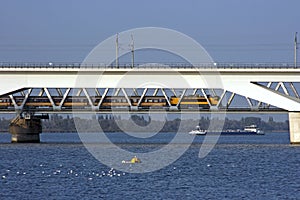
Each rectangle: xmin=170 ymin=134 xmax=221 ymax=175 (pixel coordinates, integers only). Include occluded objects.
xmin=0 ymin=62 xmax=299 ymax=69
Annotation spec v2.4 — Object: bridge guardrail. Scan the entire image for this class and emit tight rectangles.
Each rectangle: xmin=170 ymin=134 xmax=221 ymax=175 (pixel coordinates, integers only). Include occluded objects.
xmin=0 ymin=62 xmax=299 ymax=69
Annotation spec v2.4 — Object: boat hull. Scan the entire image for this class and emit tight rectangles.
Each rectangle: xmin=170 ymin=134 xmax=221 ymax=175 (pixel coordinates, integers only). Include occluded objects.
xmin=207 ymin=131 xmax=264 ymax=135
xmin=189 ymin=131 xmax=207 ymax=135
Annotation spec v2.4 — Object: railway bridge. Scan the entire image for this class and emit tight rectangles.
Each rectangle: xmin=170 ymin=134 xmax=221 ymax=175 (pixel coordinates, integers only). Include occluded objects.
xmin=0 ymin=62 xmax=300 ymax=144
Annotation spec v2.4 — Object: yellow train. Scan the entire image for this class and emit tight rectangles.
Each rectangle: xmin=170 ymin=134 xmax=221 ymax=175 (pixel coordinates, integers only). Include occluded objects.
xmin=0 ymin=95 xmax=219 ymax=109
xmin=170 ymin=96 xmax=219 ymax=106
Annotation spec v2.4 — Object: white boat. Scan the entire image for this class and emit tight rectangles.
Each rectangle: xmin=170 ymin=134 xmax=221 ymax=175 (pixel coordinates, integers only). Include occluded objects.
xmin=220 ymin=124 xmax=264 ymax=135
xmin=189 ymin=126 xmax=207 ymax=135
xmin=243 ymin=125 xmax=264 ymax=135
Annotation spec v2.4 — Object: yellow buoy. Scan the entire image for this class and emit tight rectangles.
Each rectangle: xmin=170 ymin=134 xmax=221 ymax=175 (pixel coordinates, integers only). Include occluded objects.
xmin=130 ymin=156 xmax=141 ymax=163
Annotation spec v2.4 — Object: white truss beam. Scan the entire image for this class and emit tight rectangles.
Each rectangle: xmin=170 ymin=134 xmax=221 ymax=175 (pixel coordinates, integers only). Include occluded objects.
xmin=121 ymin=88 xmax=132 ymax=107
xmin=201 ymin=88 xmax=211 ymax=107
xmin=227 ymin=92 xmax=235 ymax=108
xmin=152 ymin=88 xmax=159 ymax=96
xmin=161 ymin=89 xmax=172 ymax=107
xmin=192 ymin=88 xmax=198 ymax=95
xmin=216 ymin=90 xmax=226 ymax=108
xmin=97 ymin=88 xmax=109 ymax=108
xmin=176 ymin=89 xmax=187 ymax=107
xmin=290 ymin=82 xmax=300 ymax=98
xmin=56 ymin=88 xmax=63 ymax=96
xmin=246 ymin=97 xmax=254 ymax=109
xmin=279 ymin=82 xmax=289 ymax=96
xmin=94 ymin=88 xmax=101 ymax=96
xmin=59 ymin=88 xmax=71 ymax=108
xmin=132 ymin=88 xmax=139 ymax=96
xmin=83 ymin=88 xmax=96 ymax=110
xmin=114 ymin=88 xmax=121 ymax=96
xmin=137 ymin=88 xmax=148 ymax=107
xmin=44 ymin=88 xmax=58 ymax=109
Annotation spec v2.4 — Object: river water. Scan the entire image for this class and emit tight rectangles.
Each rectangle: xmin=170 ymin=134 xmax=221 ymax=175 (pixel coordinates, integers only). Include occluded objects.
xmin=0 ymin=132 xmax=299 ymax=199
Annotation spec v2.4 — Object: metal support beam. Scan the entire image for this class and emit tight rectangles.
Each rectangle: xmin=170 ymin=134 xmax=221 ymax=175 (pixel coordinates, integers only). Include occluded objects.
xmin=83 ymin=88 xmax=96 ymax=110
xmin=76 ymin=89 xmax=83 ymax=96
xmin=97 ymin=88 xmax=109 ymax=108
xmin=192 ymin=89 xmax=198 ymax=95
xmin=95 ymin=88 xmax=101 ymax=96
xmin=114 ymin=88 xmax=121 ymax=96
xmin=44 ymin=88 xmax=58 ymax=110
xmin=171 ymin=89 xmax=177 ymax=96
xmin=290 ymin=82 xmax=300 ymax=98
xmin=38 ymin=89 xmax=44 ymax=96
xmin=161 ymin=88 xmax=172 ymax=107
xmin=59 ymin=88 xmax=71 ymax=108
xmin=176 ymin=89 xmax=187 ymax=107
xmin=227 ymin=92 xmax=235 ymax=108
xmin=215 ymin=90 xmax=225 ymax=108
xmin=137 ymin=88 xmax=148 ymax=107
xmin=132 ymin=88 xmax=139 ymax=96
xmin=279 ymin=82 xmax=289 ymax=95
xmin=152 ymin=88 xmax=159 ymax=96
xmin=56 ymin=88 xmax=63 ymax=96
xmin=201 ymin=88 xmax=211 ymax=107
xmin=121 ymin=88 xmax=132 ymax=107
xmin=20 ymin=89 xmax=32 ymax=110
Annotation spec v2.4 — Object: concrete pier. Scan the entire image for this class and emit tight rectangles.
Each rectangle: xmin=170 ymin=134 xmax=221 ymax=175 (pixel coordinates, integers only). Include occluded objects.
xmin=9 ymin=114 xmax=44 ymax=143
xmin=288 ymin=112 xmax=300 ymax=144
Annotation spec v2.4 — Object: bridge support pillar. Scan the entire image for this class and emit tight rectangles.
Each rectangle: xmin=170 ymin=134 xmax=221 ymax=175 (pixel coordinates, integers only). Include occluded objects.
xmin=288 ymin=112 xmax=300 ymax=144
xmin=9 ymin=114 xmax=44 ymax=143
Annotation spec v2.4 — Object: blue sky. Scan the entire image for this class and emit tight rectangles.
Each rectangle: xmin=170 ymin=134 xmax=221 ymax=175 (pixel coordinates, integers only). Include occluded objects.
xmin=0 ymin=0 xmax=299 ymax=63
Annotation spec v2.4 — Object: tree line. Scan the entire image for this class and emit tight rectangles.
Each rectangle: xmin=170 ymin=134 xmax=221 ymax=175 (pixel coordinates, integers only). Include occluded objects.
xmin=0 ymin=114 xmax=289 ymax=133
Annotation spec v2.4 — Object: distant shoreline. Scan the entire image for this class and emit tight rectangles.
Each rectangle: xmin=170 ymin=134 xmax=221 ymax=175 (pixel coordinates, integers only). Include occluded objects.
xmin=0 ymin=115 xmax=289 ymax=133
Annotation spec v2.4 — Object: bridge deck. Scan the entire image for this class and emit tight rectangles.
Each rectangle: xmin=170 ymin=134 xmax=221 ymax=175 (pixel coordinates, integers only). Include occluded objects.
xmin=1 ymin=63 xmax=300 ymax=111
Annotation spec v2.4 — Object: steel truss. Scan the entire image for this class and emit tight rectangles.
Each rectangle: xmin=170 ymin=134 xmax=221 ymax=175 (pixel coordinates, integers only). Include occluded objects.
xmin=254 ymin=82 xmax=300 ymax=99
xmin=0 ymin=86 xmax=289 ymax=113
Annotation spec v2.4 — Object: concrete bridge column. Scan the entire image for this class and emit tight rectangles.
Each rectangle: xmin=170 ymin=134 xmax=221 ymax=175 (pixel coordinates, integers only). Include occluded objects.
xmin=9 ymin=114 xmax=44 ymax=143
xmin=288 ymin=112 xmax=300 ymax=144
